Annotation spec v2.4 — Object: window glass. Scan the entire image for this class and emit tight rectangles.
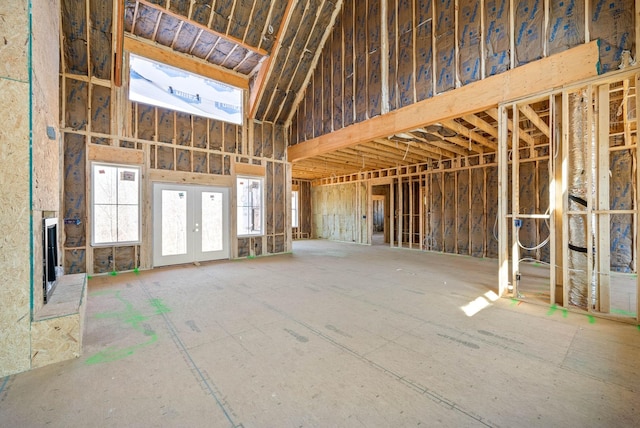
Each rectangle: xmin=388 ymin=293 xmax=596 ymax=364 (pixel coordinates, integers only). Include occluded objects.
xmin=129 ymin=53 xmax=243 ymax=125
xmin=237 ymin=177 xmax=263 ymax=236
xmin=92 ymin=164 xmax=141 ymax=245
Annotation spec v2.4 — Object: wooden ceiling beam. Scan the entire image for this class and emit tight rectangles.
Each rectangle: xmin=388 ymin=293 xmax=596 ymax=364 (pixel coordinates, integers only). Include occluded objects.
xmin=249 ymin=0 xmax=297 ymax=118
xmin=375 ymin=138 xmax=445 ymax=160
xmin=519 ymin=104 xmax=551 ymax=139
xmin=288 ymin=41 xmax=599 ymax=162
xmin=461 ymin=114 xmax=499 ymax=139
xmin=404 ymin=132 xmax=463 ymax=157
xmin=441 ymin=119 xmax=498 ymax=150
xmin=124 ymin=34 xmax=249 ymax=89
xmin=485 ymin=108 xmax=532 ymax=147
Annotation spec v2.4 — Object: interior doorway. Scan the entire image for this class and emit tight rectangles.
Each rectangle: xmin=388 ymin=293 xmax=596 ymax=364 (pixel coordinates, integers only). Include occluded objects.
xmin=153 ymin=183 xmax=230 ymax=267
xmin=371 ymin=185 xmax=391 ymax=245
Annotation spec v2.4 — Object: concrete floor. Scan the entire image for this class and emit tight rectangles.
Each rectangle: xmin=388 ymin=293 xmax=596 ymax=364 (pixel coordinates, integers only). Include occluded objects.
xmin=1 ymin=240 xmax=639 ymax=427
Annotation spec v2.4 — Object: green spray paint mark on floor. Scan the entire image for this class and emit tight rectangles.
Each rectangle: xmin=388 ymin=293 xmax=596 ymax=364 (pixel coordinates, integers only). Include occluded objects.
xmin=109 ymin=271 xmax=118 ymax=276
xmin=587 ymin=315 xmax=596 ymax=324
xmin=85 ymin=291 xmax=171 ymax=365
xmin=133 ymin=267 xmax=140 ymax=275
xmin=547 ymin=304 xmax=558 ymax=316
xmin=510 ymin=299 xmax=518 ymax=306
xmin=150 ymin=298 xmax=171 ymax=315
xmin=562 ymin=308 xmax=568 ymax=318
xmin=611 ymin=308 xmax=637 ymax=317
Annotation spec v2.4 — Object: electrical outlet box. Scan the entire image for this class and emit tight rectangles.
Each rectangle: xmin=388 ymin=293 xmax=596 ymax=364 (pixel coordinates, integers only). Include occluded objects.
xmin=514 ymin=219 xmax=522 ymax=228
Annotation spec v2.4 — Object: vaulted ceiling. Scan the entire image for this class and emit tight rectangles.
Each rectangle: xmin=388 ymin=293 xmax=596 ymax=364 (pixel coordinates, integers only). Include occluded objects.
xmin=123 ymin=0 xmax=341 ymax=125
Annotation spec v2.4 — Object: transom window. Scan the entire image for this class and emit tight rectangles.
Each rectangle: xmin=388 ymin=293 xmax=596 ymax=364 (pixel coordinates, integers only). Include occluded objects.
xmin=129 ymin=54 xmax=243 ymax=125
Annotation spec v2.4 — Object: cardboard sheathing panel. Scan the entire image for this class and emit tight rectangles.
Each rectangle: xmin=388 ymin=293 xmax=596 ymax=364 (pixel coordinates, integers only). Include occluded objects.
xmin=590 ymin=0 xmax=635 ymax=73
xmin=430 ymin=173 xmax=444 ymax=251
xmin=61 ymin=0 xmax=88 ymax=75
xmin=397 ymin=0 xmax=414 ymax=107
xmin=470 ymin=168 xmax=485 ymax=257
xmin=416 ymin=0 xmax=434 ymax=101
xmin=65 ymin=79 xmax=88 ymax=130
xmin=443 ymin=171 xmax=456 ymax=252
xmin=193 ymin=116 xmax=208 ymax=149
xmin=264 ymin=122 xmax=274 ymax=159
xmin=548 ymin=0 xmax=585 ymax=55
xmin=137 ymin=104 xmax=156 ymax=140
xmin=435 ymin=0 xmax=455 ymax=93
xmin=484 ymin=0 xmax=510 ymax=76
xmin=343 ymin=0 xmax=355 ymax=127
xmin=610 ymin=149 xmax=634 ymax=272
xmin=332 ymin=12 xmax=344 ymax=131
xmin=457 ymin=170 xmax=470 ymax=254
xmin=89 ymin=0 xmax=112 ymax=80
xmin=367 ymin=0 xmax=382 ymax=118
xmin=514 ymin=0 xmax=544 ymax=66
xmin=388 ymin=0 xmax=398 ymax=111
xmin=63 ymin=133 xmax=86 ymax=248
xmin=458 ymin=0 xmax=481 ymax=85
xmin=91 ymin=85 xmax=111 ymax=135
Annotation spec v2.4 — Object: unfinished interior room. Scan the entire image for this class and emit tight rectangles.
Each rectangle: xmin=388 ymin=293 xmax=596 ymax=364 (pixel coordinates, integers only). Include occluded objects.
xmin=1 ymin=0 xmax=640 ymax=426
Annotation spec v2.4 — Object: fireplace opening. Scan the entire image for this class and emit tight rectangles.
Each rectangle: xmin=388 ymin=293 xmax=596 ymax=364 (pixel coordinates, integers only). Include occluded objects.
xmin=43 ymin=218 xmax=60 ymax=303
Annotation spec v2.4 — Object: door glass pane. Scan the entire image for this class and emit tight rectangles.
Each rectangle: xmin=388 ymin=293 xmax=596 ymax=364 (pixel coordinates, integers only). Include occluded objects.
xmin=161 ymin=190 xmax=188 ymax=256
xmin=202 ymin=191 xmax=223 ymax=252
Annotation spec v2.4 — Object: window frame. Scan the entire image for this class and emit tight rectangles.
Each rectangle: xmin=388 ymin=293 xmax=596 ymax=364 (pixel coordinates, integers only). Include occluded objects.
xmin=91 ymin=162 xmax=142 ymax=247
xmin=236 ymin=176 xmax=265 ymax=237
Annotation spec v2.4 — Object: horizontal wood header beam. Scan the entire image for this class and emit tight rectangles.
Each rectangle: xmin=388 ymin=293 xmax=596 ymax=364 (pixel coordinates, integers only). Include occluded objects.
xmin=288 ymin=41 xmax=600 ymax=162
xmin=124 ymin=35 xmax=249 ymax=90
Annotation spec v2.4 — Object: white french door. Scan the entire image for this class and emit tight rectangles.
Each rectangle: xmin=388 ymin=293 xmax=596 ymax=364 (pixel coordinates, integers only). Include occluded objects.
xmin=153 ymin=183 xmax=229 ymax=267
